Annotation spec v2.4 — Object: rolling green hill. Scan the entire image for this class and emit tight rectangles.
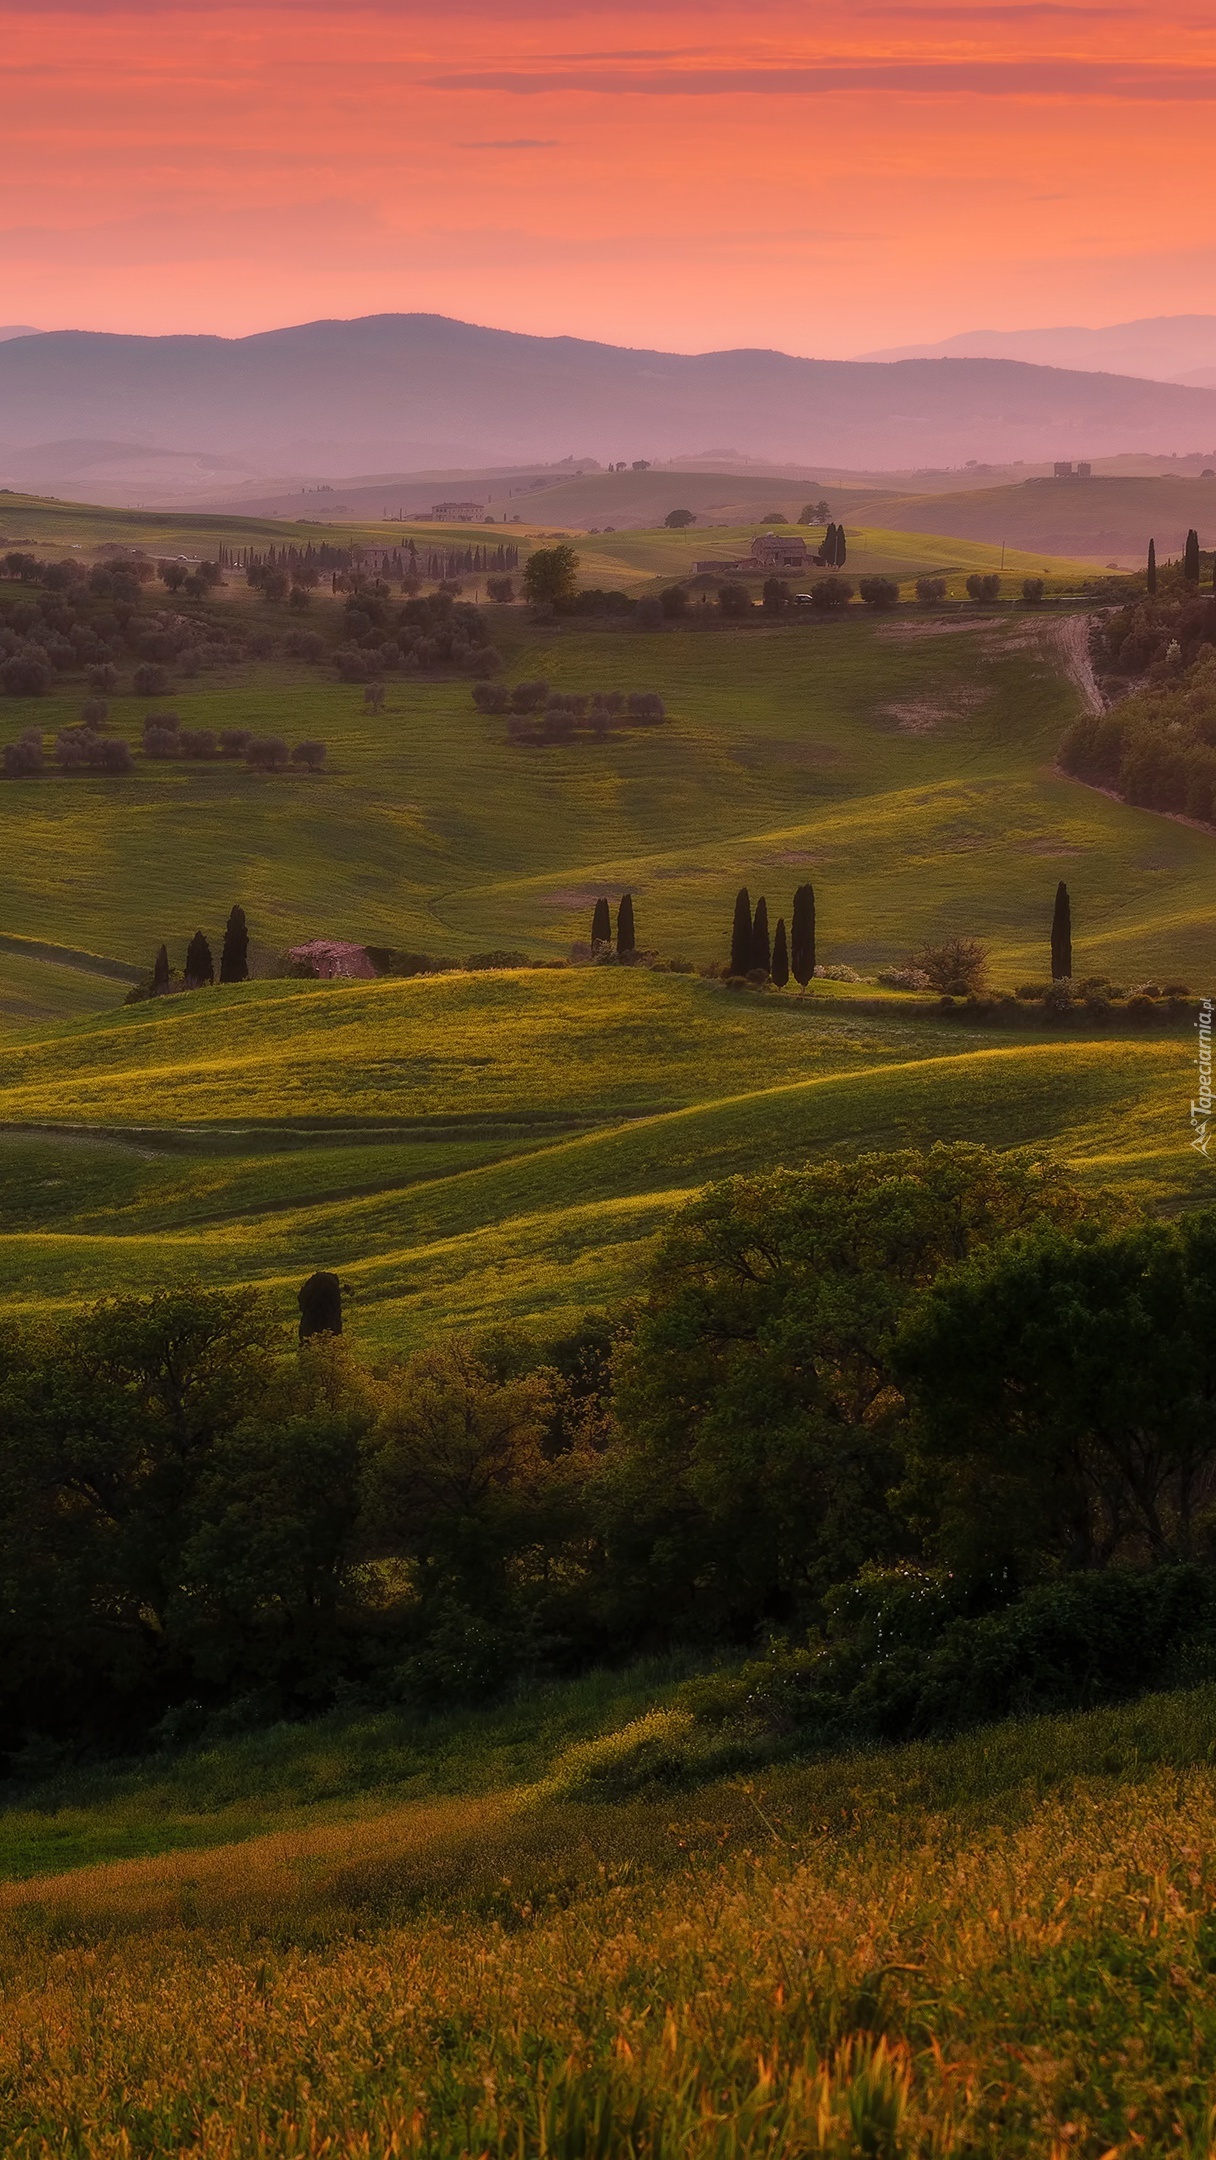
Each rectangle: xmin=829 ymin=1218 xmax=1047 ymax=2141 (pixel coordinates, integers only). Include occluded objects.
xmin=0 ymin=544 xmax=1210 ymax=1334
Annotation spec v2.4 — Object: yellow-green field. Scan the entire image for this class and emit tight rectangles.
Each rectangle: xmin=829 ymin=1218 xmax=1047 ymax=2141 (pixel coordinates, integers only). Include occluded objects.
xmin=0 ymin=580 xmax=1211 ymax=1338
xmin=0 ymin=970 xmax=1204 ymax=1347
xmin=2 ymin=1674 xmax=1216 ymax=2154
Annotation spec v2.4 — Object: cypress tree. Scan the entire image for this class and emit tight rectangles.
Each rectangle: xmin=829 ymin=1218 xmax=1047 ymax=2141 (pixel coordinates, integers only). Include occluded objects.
xmin=835 ymin=526 xmax=847 ymax=568
xmin=771 ymin=917 xmax=789 ymax=987
xmin=591 ymin=896 xmax=611 ymax=946
xmin=730 ymin=886 xmax=753 ymax=976
xmin=790 ymin=883 xmax=816 ymax=989
xmin=152 ymin=943 xmax=170 ymax=994
xmin=1185 ymin=528 xmax=1201 ymax=583
xmin=1147 ymin=538 xmax=1157 ymax=595
xmin=1050 ymin=880 xmax=1072 ymax=981
xmin=184 ymin=930 xmax=214 ymax=989
xmin=821 ymin=522 xmax=837 ymax=565
xmin=616 ymin=892 xmax=636 ymax=956
xmin=749 ymin=894 xmax=771 ymax=975
xmin=219 ymin=903 xmax=249 ymax=984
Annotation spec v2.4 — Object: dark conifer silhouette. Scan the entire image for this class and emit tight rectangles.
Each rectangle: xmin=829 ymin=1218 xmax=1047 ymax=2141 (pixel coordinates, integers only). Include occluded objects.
xmin=1147 ymin=538 xmax=1157 ymax=595
xmin=790 ymin=883 xmax=816 ymax=989
xmin=730 ymin=887 xmax=753 ymax=976
xmin=219 ymin=904 xmax=249 ymax=984
xmin=591 ymin=896 xmax=611 ymax=945
xmin=152 ymin=943 xmax=170 ymax=995
xmin=835 ymin=526 xmax=847 ymax=568
xmin=771 ymin=917 xmax=789 ymax=987
xmin=1185 ymin=528 xmax=1201 ymax=583
xmin=750 ymin=895 xmax=771 ymax=976
xmin=616 ymin=892 xmax=636 ymax=956
xmin=184 ymin=930 xmax=214 ymax=988
xmin=298 ymin=1271 xmax=342 ymax=1340
xmin=819 ymin=522 xmax=837 ymax=566
xmin=1051 ymin=881 xmax=1072 ymax=981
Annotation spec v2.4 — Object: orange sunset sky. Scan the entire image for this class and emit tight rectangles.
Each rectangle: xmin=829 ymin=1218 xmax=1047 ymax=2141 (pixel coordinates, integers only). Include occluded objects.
xmin=4 ymin=0 xmax=1215 ymax=351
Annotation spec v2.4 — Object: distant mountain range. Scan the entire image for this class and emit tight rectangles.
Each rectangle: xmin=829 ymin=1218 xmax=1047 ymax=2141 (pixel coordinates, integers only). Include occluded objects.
xmin=858 ymin=315 xmax=1216 ymax=389
xmin=2 ymin=315 xmax=1216 ymax=494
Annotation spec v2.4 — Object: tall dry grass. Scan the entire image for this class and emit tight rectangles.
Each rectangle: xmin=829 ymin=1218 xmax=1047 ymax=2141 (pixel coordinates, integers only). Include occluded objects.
xmin=2 ymin=1723 xmax=1216 ymax=2154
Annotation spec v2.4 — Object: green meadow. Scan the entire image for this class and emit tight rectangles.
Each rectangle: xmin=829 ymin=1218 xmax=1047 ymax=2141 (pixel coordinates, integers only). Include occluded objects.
xmin=0 ymin=552 xmax=1211 ymax=1339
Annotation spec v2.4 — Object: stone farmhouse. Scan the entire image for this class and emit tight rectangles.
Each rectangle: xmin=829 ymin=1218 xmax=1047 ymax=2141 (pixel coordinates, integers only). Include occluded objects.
xmin=694 ymin=532 xmax=811 ymax=574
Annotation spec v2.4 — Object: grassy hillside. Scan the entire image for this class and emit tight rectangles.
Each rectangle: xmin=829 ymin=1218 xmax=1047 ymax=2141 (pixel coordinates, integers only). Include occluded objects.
xmin=1 ymin=612 xmax=1204 ymax=987
xmin=0 ymin=587 xmax=1210 ymax=1333
xmin=2 ymin=1676 xmax=1216 ymax=2153
xmin=0 ymin=972 xmax=1202 ymax=1345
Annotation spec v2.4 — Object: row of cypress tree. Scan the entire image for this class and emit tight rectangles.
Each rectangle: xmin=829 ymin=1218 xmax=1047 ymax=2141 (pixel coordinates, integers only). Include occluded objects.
xmin=730 ymin=884 xmax=816 ymax=986
xmin=151 ymin=905 xmax=249 ymax=994
xmin=590 ymin=893 xmax=636 ymax=956
xmin=1146 ymin=530 xmax=1212 ymax=595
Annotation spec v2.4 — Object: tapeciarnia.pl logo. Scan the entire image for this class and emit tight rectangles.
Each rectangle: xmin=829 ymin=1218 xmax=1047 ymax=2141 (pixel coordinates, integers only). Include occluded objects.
xmin=1192 ymin=997 xmax=1213 ymax=1157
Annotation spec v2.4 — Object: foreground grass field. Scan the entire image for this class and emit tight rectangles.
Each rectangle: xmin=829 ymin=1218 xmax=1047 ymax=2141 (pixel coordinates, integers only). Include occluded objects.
xmin=3 ymin=1679 xmax=1216 ymax=2154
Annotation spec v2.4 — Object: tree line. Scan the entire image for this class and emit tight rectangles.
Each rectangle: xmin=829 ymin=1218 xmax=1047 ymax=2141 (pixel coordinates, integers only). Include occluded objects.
xmin=3 ymin=1144 xmax=1215 ymax=1759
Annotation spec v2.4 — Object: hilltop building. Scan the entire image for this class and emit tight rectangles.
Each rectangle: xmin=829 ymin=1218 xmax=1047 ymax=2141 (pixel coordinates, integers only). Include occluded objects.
xmin=431 ymin=500 xmax=485 ymax=521
xmin=1052 ymin=462 xmax=1092 ymax=480
xmin=695 ymin=532 xmax=811 ymax=574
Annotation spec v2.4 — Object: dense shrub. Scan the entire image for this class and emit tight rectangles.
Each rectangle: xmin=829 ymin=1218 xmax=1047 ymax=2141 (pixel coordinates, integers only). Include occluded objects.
xmin=2 ymin=728 xmax=44 ymax=776
xmin=966 ymin=574 xmax=1001 ymax=603
xmin=859 ymin=577 xmax=900 ymax=610
xmin=291 ymin=739 xmax=327 ymax=771
xmin=915 ymin=576 xmax=947 ymax=604
xmin=246 ymin=735 xmax=290 ymax=771
xmin=1061 ymin=646 xmax=1216 ymax=822
xmin=810 ymin=579 xmax=852 ymax=610
xmin=0 ymin=655 xmax=52 ymax=695
xmin=717 ymin=584 xmax=753 ymax=616
xmin=914 ymin=935 xmax=989 ymax=994
xmin=132 ymin=662 xmax=172 ymax=696
xmin=55 ymin=727 xmax=133 ymax=772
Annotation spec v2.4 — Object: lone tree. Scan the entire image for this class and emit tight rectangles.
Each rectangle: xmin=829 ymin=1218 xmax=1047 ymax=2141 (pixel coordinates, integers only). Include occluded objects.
xmin=184 ymin=931 xmax=214 ymax=988
xmin=298 ymin=1270 xmax=342 ymax=1341
xmin=1147 ymin=538 xmax=1157 ymax=595
xmin=591 ymin=896 xmax=611 ymax=946
xmin=1185 ymin=528 xmax=1201 ymax=583
xmin=152 ymin=943 xmax=170 ymax=994
xmin=771 ymin=917 xmax=790 ymax=987
xmin=664 ymin=508 xmax=696 ymax=528
xmin=790 ymin=883 xmax=816 ymax=989
xmin=1051 ymin=880 xmax=1073 ymax=981
xmin=730 ymin=887 xmax=753 ymax=977
xmin=523 ymin=544 xmax=579 ymax=606
xmin=219 ymin=904 xmax=249 ymax=984
xmin=750 ymin=894 xmax=771 ymax=976
xmin=616 ymin=892 xmax=636 ymax=956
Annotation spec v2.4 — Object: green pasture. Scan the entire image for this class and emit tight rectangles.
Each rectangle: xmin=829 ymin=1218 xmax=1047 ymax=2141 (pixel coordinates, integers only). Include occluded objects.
xmin=0 ymin=577 xmax=1211 ymax=1330
xmin=1 ymin=612 xmax=1208 ymax=993
xmin=0 ymin=966 xmax=1203 ymax=1346
xmin=577 ymin=520 xmax=1095 ymax=593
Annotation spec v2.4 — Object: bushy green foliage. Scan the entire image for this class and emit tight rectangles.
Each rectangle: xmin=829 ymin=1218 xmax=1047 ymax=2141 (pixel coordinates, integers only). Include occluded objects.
xmin=1062 ymin=645 xmax=1216 ymax=820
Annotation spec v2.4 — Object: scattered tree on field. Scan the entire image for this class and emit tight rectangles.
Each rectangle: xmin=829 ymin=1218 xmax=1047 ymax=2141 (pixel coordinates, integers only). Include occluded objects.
xmin=718 ymin=584 xmax=753 ymax=617
xmin=158 ymin=560 xmax=188 ymax=592
xmin=762 ymin=578 xmax=792 ymax=614
xmin=1022 ymin=578 xmax=1045 ymax=604
xmin=915 ymin=936 xmax=989 ymax=995
xmin=486 ymin=576 xmax=514 ymax=602
xmin=916 ymin=576 xmax=947 ymax=604
xmin=184 ymin=930 xmax=214 ymax=988
xmin=731 ymin=887 xmax=753 ymax=977
xmin=1147 ymin=538 xmax=1157 ymax=595
xmin=771 ymin=917 xmax=789 ymax=986
xmin=219 ymin=904 xmax=249 ymax=985
xmin=791 ymin=883 xmax=816 ymax=988
xmin=152 ymin=943 xmax=170 ymax=995
xmin=664 ymin=509 xmax=695 ymax=528
xmin=291 ymin=740 xmax=327 ymax=771
xmin=859 ymin=577 xmax=899 ymax=611
xmin=749 ymin=894 xmax=771 ymax=976
xmin=1051 ymin=880 xmax=1073 ymax=981
xmin=523 ymin=544 xmax=579 ymax=606
xmin=616 ymin=892 xmax=636 ymax=956
xmin=810 ymin=579 xmax=852 ymax=610
xmin=298 ymin=1271 xmax=343 ymax=1341
xmin=591 ymin=896 xmax=611 ymax=946
xmin=966 ymin=574 xmax=1001 ymax=603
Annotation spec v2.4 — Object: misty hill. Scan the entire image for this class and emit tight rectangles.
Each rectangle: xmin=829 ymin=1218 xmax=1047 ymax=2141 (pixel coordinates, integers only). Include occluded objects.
xmin=860 ymin=315 xmax=1216 ymax=390
xmin=3 ymin=316 xmax=1216 ymax=478
xmin=849 ymin=472 xmax=1216 ymax=561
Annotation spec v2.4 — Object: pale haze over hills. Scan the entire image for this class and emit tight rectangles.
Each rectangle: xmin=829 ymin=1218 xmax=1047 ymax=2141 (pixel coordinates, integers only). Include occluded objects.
xmin=860 ymin=316 xmax=1216 ymax=389
xmin=3 ymin=315 xmax=1216 ymax=505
